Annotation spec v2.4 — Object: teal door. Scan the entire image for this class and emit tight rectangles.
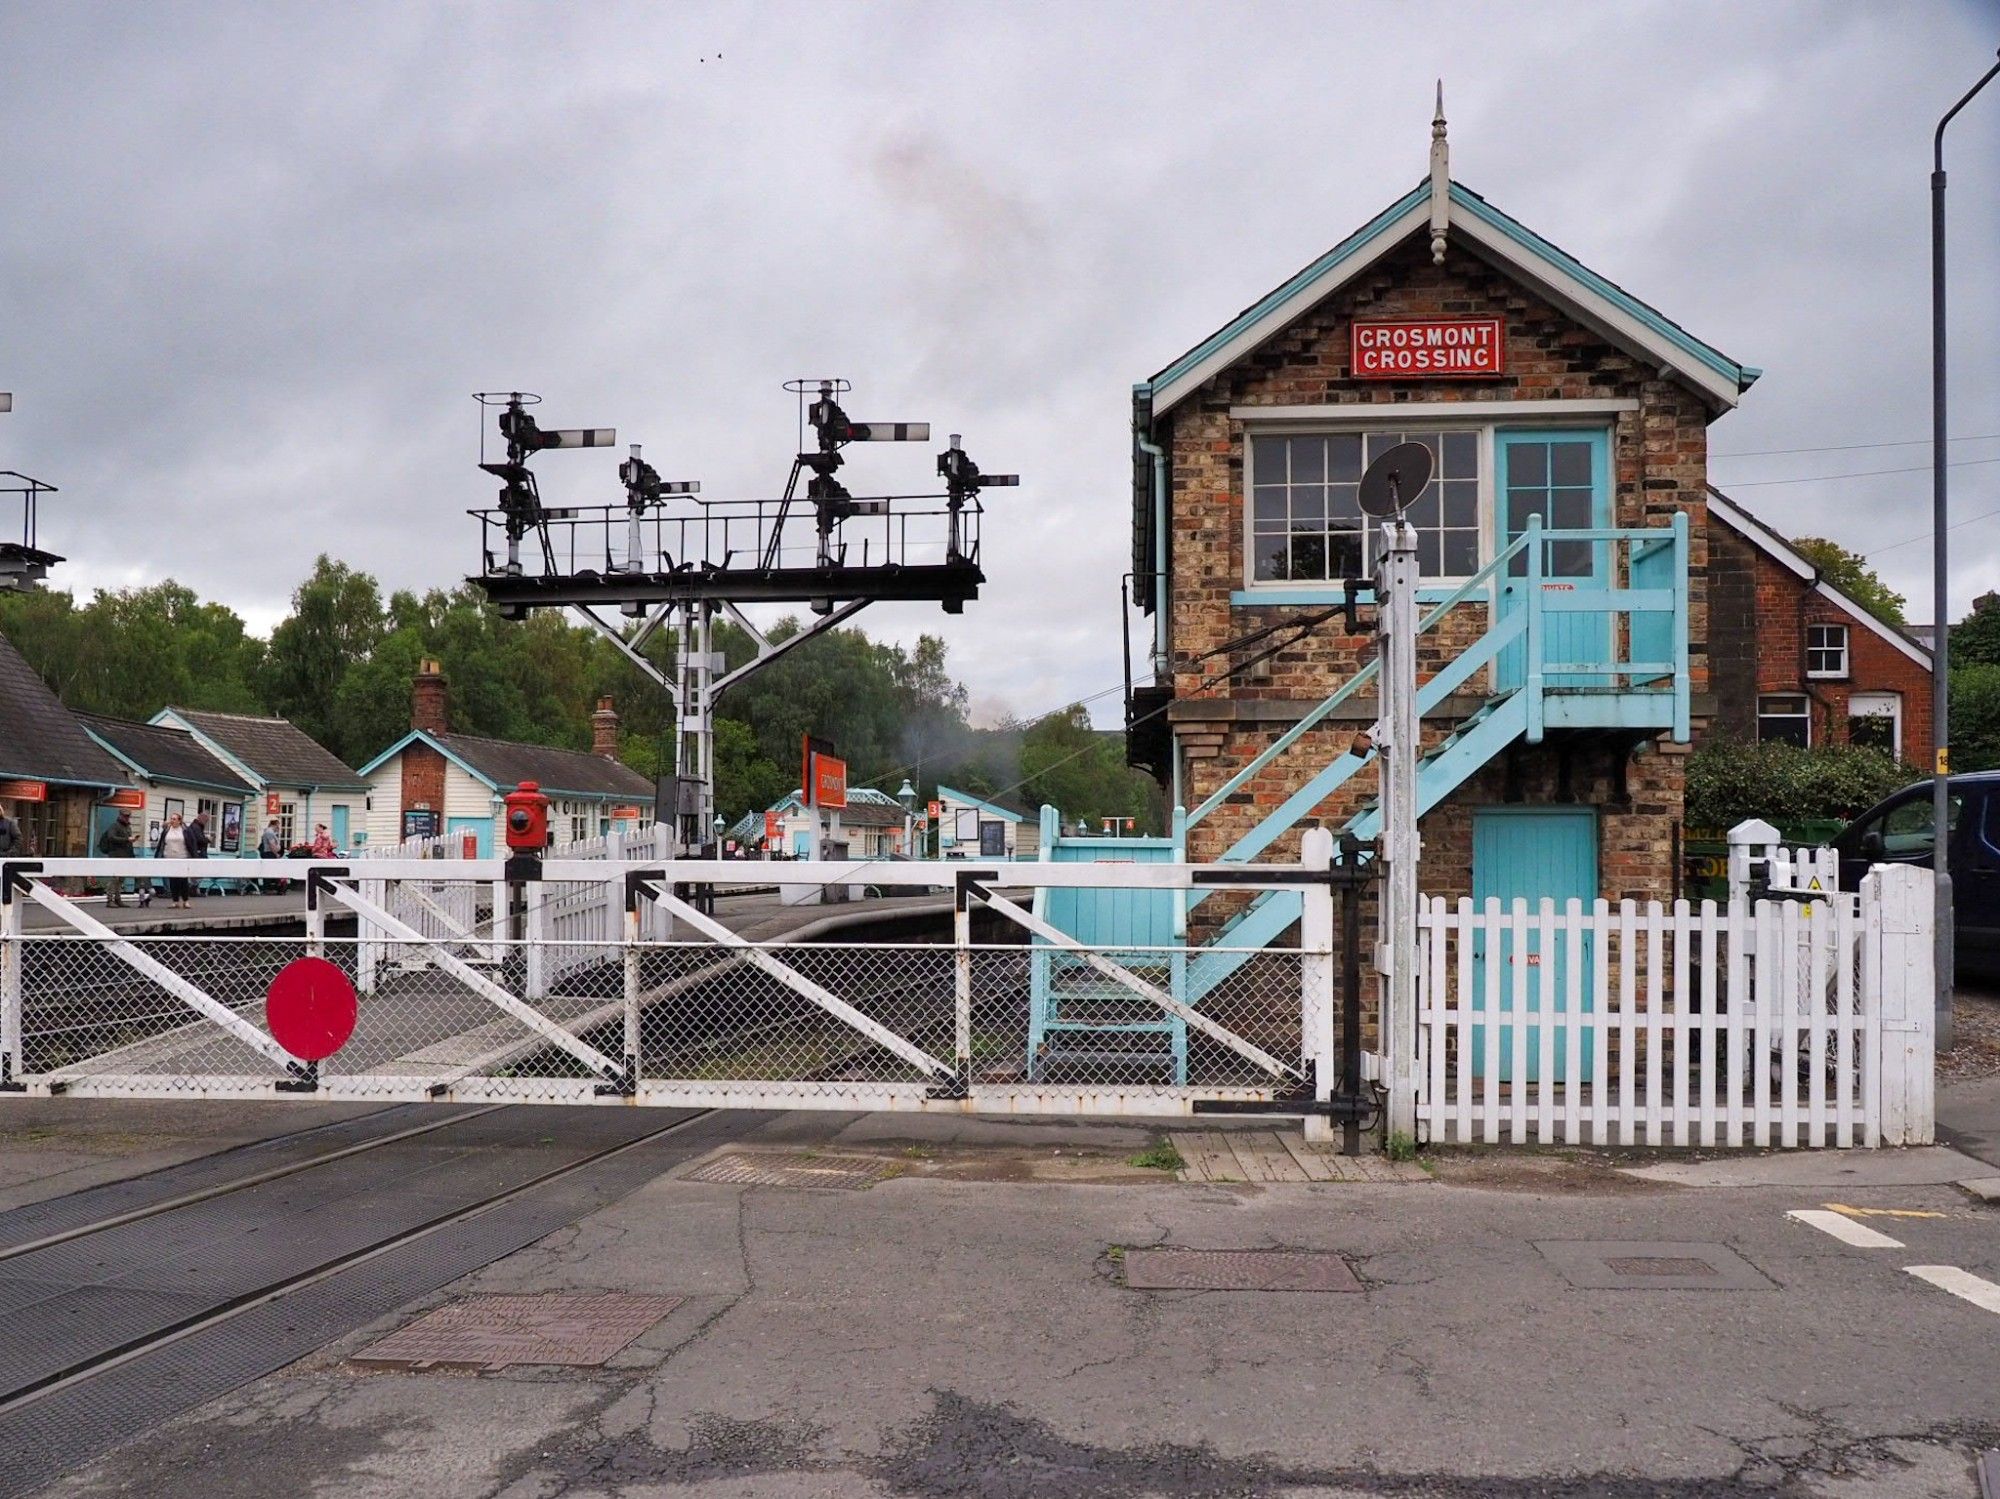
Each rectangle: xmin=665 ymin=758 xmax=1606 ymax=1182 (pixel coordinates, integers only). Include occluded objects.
xmin=446 ymin=816 xmax=490 ymax=857
xmin=1496 ymin=430 xmax=1610 ymax=690
xmin=1471 ymin=807 xmax=1597 ymax=1081
xmin=330 ymin=806 xmax=350 ymax=849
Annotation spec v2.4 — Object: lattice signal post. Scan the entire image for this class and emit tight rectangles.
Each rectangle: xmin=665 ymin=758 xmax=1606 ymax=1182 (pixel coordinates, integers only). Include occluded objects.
xmin=468 ymin=383 xmax=1016 ymax=852
xmin=0 ymin=394 xmax=63 ymax=595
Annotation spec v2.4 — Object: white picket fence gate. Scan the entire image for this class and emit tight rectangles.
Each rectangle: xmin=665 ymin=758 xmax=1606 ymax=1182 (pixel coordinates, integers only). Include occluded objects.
xmin=1415 ymin=864 xmax=1934 ymax=1148
xmin=357 ymin=826 xmax=676 ymax=995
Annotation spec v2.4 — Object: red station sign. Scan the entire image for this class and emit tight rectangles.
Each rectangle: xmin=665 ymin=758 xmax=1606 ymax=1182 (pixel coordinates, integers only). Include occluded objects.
xmin=1352 ymin=317 xmax=1504 ymax=379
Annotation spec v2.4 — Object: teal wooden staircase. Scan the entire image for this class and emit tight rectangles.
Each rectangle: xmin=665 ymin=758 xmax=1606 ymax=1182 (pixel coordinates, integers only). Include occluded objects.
xmin=1032 ymin=514 xmax=1690 ymax=1079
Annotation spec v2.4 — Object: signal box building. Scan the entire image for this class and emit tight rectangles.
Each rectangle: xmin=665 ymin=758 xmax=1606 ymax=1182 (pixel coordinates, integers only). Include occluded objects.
xmin=1126 ymin=111 xmax=1754 ymax=977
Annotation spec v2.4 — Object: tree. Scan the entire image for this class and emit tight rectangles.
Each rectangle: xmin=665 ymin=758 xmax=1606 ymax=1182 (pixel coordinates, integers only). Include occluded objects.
xmin=1951 ymin=592 xmax=2000 ymax=668
xmin=1793 ymin=537 xmax=1906 ymax=625
xmin=1016 ymin=705 xmax=1161 ymax=833
xmin=261 ymin=556 xmax=385 ymax=745
xmin=1951 ymin=663 xmax=2000 ymax=773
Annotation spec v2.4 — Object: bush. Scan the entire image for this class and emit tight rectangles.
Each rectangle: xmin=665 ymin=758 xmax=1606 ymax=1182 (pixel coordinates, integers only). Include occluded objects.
xmin=1684 ymin=739 xmax=1919 ymax=833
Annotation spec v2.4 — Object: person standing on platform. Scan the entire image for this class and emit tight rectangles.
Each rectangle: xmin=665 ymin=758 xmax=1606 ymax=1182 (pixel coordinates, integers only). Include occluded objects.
xmin=155 ymin=812 xmax=192 ymax=909
xmin=96 ymin=811 xmax=136 ymax=905
xmin=185 ymin=811 xmax=211 ymax=897
xmin=258 ymin=818 xmax=284 ymax=892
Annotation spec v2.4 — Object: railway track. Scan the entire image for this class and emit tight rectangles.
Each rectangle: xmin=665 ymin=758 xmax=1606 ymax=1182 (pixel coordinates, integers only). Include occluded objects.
xmin=0 ymin=1103 xmax=754 ymax=1498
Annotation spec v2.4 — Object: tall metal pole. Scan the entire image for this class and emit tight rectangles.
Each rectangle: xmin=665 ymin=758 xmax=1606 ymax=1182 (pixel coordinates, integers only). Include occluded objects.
xmin=1930 ymin=50 xmax=2000 ymax=1052
xmin=1377 ymin=519 xmax=1421 ymax=1141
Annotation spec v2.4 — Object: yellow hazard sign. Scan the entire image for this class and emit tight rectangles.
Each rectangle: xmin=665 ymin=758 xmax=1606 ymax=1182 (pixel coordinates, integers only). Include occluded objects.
xmin=1938 ymin=748 xmax=1951 ymax=774
xmin=1805 ymin=876 xmax=1823 ymax=891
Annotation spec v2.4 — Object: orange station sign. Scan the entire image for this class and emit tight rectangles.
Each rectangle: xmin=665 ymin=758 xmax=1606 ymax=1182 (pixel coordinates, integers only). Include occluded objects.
xmin=0 ymin=780 xmax=47 ymax=802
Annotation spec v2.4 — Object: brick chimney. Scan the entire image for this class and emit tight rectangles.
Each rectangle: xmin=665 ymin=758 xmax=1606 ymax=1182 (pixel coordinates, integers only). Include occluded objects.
xmin=412 ymin=659 xmax=448 ymax=735
xmin=591 ymin=695 xmax=620 ymax=760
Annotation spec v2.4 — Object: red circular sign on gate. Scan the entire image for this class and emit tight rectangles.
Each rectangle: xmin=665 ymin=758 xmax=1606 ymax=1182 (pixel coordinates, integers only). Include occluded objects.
xmin=266 ymin=957 xmax=358 ymax=1062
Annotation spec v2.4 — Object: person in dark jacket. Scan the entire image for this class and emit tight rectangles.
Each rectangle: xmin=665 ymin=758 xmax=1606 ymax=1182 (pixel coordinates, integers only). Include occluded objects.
xmin=0 ymin=801 xmax=20 ymax=857
xmin=185 ymin=812 xmax=211 ymax=897
xmin=96 ymin=812 xmax=136 ymax=905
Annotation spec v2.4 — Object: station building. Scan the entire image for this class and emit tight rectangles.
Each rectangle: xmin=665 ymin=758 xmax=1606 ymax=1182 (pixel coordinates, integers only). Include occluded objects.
xmin=80 ymin=714 xmax=257 ymax=856
xmin=1126 ymin=110 xmax=1756 ymax=959
xmin=0 ymin=633 xmax=128 ymax=857
xmin=150 ymin=707 xmax=370 ymax=854
xmin=356 ymin=660 xmax=654 ymax=854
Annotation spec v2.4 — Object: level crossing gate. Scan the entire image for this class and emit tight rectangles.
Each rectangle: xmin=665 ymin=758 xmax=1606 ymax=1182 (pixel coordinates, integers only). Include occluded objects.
xmin=0 ymin=845 xmax=1348 ymax=1119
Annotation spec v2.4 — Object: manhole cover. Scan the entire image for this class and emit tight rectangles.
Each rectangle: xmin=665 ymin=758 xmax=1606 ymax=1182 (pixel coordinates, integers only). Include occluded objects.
xmin=1122 ymin=1249 xmax=1361 ymax=1292
xmin=1604 ymin=1256 xmax=1719 ymax=1278
xmin=683 ymin=1150 xmax=897 ymax=1190
xmin=1536 ymin=1241 xmax=1770 ymax=1290
xmin=353 ymin=1292 xmax=683 ymax=1371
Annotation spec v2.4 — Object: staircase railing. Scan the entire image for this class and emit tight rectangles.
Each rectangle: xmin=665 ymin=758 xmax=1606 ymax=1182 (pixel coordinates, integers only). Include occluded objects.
xmin=1176 ymin=511 xmax=1688 ymax=872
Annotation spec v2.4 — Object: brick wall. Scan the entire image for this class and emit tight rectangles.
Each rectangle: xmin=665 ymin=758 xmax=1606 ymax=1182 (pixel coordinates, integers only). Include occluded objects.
xmin=1706 ymin=519 xmax=1759 ymax=740
xmin=401 ymin=743 xmax=445 ymax=820
xmin=1715 ymin=536 xmax=1932 ymax=759
xmin=1162 ymin=231 xmax=1708 ymax=898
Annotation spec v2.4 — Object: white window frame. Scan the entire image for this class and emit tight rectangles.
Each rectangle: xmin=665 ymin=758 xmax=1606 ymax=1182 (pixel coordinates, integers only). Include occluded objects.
xmin=1847 ymin=691 xmax=1901 ymax=759
xmin=1806 ymin=623 xmax=1849 ymax=680
xmin=1756 ymin=693 xmax=1812 ymax=747
xmin=1236 ymin=415 xmax=1614 ymax=600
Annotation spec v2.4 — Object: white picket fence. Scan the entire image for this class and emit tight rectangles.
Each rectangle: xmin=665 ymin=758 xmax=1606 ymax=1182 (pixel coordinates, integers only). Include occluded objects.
xmin=1415 ymin=864 xmax=1934 ymax=1149
xmin=356 ymin=825 xmax=677 ymax=995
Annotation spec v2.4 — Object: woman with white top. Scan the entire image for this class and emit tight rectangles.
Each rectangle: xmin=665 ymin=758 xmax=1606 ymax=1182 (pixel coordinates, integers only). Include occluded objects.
xmin=154 ymin=813 xmax=193 ymax=909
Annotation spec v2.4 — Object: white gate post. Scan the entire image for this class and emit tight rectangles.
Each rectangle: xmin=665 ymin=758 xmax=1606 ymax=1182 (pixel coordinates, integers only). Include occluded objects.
xmin=1726 ymin=819 xmax=1781 ymax=903
xmin=623 ymin=897 xmax=642 ymax=1087
xmin=1377 ymin=520 xmax=1421 ymax=1140
xmin=1300 ymin=827 xmax=1337 ymax=1143
xmin=1 ymin=883 xmax=22 ymax=1086
xmin=1865 ymin=863 xmax=1936 ymax=1145
xmin=953 ymin=884 xmax=974 ymax=1088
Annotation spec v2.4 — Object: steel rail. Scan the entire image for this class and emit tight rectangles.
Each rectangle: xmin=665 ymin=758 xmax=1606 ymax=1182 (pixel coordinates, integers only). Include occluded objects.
xmin=0 ymin=1107 xmax=717 ymax=1418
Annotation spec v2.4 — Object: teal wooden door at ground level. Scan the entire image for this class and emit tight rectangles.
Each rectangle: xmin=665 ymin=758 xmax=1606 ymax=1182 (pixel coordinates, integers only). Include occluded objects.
xmin=330 ymin=805 xmax=349 ymax=850
xmin=446 ymin=816 xmax=490 ymax=857
xmin=1471 ymin=807 xmax=1597 ymax=1081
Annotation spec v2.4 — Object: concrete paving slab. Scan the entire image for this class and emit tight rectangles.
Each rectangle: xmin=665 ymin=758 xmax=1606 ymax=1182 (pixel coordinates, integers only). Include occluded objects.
xmin=1941 ymin=1075 xmax=2000 ymax=1169
xmin=1958 ymin=1176 xmax=2000 ymax=1204
xmin=1619 ymin=1143 xmax=1992 ymax=1188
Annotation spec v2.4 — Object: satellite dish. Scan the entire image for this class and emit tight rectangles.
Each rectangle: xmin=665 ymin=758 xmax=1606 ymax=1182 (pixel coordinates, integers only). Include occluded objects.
xmin=1357 ymin=442 xmax=1435 ymax=519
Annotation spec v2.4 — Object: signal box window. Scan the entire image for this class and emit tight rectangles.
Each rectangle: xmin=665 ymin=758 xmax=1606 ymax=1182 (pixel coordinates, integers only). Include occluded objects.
xmin=1249 ymin=430 xmax=1478 ymax=585
xmin=1756 ymin=694 xmax=1810 ymax=747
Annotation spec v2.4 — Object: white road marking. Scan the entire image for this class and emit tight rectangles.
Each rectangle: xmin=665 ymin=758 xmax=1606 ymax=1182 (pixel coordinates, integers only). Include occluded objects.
xmin=1906 ymin=1265 xmax=2000 ymax=1316
xmin=1786 ymin=1209 xmax=1903 ymax=1249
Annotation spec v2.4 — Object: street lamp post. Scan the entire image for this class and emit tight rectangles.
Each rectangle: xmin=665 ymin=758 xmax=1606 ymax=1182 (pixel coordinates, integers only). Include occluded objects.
xmin=1930 ymin=48 xmax=2000 ymax=1053
xmin=896 ymin=778 xmax=917 ymax=858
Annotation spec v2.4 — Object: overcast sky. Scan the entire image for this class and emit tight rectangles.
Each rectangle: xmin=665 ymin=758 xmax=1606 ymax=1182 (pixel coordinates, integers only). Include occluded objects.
xmin=2 ymin=1 xmax=1995 ymax=725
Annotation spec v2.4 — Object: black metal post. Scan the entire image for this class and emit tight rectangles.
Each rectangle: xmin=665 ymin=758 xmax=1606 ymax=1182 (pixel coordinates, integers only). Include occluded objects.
xmin=1931 ymin=50 xmax=2000 ymax=1052
xmin=1340 ymin=852 xmax=1363 ymax=1157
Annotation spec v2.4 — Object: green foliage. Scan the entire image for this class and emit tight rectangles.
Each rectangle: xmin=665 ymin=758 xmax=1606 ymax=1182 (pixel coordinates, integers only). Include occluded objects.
xmin=1684 ymin=739 xmax=1918 ymax=831
xmin=1949 ymin=663 xmax=2000 ymax=773
xmin=1951 ymin=597 xmax=2000 ymax=670
xmin=1384 ymin=1131 xmax=1419 ymax=1162
xmin=1128 ymin=1140 xmax=1185 ymax=1172
xmin=1017 ymin=705 xmax=1162 ymax=834
xmin=1792 ymin=537 xmax=1906 ymax=625
xmin=0 ymin=581 xmax=263 ymax=720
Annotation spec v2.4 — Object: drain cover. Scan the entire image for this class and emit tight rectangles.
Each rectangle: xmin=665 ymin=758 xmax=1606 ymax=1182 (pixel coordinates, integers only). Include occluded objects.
xmin=1604 ymin=1256 xmax=1719 ymax=1278
xmin=353 ymin=1292 xmax=683 ymax=1371
xmin=1537 ymin=1241 xmax=1769 ymax=1290
xmin=683 ymin=1150 xmax=897 ymax=1190
xmin=1123 ymin=1249 xmax=1361 ymax=1292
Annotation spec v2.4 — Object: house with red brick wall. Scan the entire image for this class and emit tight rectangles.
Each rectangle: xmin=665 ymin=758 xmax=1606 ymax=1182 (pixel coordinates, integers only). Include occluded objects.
xmin=1705 ymin=489 xmax=1931 ymax=762
xmin=356 ymin=659 xmax=655 ymax=854
xmin=1121 ymin=111 xmax=1759 ymax=988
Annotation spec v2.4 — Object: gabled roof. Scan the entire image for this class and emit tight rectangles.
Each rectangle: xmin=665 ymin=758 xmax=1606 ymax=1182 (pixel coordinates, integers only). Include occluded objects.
xmin=156 ymin=708 xmax=369 ymax=791
xmin=935 ymin=784 xmax=1024 ymax=823
xmin=1706 ymin=488 xmax=1931 ymax=670
xmin=1143 ymin=179 xmax=1759 ymax=418
xmin=80 ymin=714 xmax=254 ymax=795
xmin=0 ymin=634 xmax=129 ymax=790
xmin=358 ymin=728 xmax=653 ymax=801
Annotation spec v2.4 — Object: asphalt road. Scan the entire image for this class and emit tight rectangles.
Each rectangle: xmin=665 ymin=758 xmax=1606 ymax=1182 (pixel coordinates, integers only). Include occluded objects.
xmin=18 ymin=1109 xmax=1998 ymax=1499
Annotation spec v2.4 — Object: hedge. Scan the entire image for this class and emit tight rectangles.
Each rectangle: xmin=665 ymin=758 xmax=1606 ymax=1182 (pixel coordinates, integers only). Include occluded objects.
xmin=1683 ymin=739 xmax=1921 ymax=834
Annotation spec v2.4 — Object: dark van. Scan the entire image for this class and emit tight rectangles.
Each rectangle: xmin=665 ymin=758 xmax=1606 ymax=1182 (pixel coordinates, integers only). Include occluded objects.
xmin=1830 ymin=773 xmax=2000 ymax=973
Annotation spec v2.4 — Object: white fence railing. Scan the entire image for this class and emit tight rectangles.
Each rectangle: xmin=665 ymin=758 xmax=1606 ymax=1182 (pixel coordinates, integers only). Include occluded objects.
xmin=1415 ymin=864 xmax=1933 ymax=1148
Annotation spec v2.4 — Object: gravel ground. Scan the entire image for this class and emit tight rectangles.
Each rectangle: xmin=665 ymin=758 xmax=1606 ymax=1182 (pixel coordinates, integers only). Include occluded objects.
xmin=1940 ymin=983 xmax=2000 ymax=1079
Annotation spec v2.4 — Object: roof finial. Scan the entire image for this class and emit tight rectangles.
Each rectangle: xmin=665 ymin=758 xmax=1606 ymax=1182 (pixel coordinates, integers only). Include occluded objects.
xmin=1429 ymin=80 xmax=1450 ymax=264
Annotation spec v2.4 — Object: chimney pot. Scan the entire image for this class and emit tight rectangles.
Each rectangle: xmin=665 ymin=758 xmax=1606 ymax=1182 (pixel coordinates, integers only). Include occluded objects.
xmin=412 ymin=660 xmax=448 ymax=735
xmin=591 ymin=695 xmax=621 ymax=760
